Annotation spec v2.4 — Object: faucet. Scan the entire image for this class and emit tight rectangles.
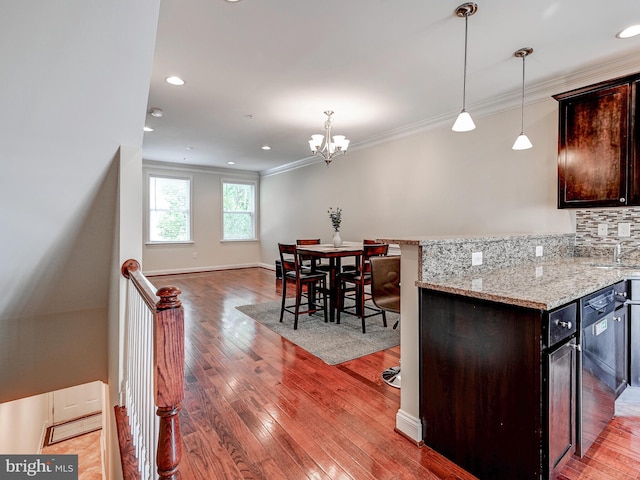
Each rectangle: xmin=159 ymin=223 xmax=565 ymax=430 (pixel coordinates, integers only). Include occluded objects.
xmin=614 ymin=240 xmax=640 ymax=264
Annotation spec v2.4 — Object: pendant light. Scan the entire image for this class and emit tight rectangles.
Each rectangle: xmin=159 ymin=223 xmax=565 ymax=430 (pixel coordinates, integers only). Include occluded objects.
xmin=512 ymin=47 xmax=533 ymax=150
xmin=452 ymin=3 xmax=478 ymax=132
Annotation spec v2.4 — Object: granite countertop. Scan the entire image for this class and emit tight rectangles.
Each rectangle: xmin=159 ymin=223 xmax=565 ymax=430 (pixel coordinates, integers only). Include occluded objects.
xmin=417 ymin=257 xmax=640 ymax=311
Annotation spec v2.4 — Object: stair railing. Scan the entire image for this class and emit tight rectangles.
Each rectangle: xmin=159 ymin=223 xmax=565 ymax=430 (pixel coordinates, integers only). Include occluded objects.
xmin=119 ymin=259 xmax=184 ymax=480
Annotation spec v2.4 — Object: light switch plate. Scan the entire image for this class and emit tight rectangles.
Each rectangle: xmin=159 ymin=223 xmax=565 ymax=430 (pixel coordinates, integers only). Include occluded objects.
xmin=472 ymin=251 xmax=483 ymax=266
xmin=598 ymin=224 xmax=608 ymax=236
xmin=618 ymin=223 xmax=631 ymax=237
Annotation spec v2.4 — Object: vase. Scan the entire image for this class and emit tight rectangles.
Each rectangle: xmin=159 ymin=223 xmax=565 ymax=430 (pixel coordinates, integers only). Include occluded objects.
xmin=332 ymin=231 xmax=342 ymax=248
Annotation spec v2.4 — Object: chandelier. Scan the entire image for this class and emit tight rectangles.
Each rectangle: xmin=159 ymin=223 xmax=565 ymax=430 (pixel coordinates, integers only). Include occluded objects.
xmin=308 ymin=110 xmax=350 ymax=165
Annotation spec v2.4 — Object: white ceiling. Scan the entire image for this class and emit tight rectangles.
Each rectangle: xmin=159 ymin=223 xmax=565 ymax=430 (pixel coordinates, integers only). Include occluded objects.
xmin=142 ymin=0 xmax=640 ymax=174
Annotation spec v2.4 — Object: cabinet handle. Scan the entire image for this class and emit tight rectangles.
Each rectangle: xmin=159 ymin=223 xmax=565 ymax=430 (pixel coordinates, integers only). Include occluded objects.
xmin=620 ymin=198 xmax=626 ymax=203
xmin=616 ymin=291 xmax=627 ymax=298
xmin=614 ymin=316 xmax=622 ymax=322
xmin=559 ymin=320 xmax=572 ymax=329
xmin=569 ymin=343 xmax=581 ymax=352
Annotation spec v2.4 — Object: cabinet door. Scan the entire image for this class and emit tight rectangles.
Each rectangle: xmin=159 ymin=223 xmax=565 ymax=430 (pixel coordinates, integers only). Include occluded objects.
xmin=547 ymin=338 xmax=577 ymax=478
xmin=557 ymin=83 xmax=630 ymax=208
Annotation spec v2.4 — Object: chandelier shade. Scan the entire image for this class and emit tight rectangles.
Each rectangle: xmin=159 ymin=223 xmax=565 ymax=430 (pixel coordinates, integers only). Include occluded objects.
xmin=308 ymin=110 xmax=350 ymax=165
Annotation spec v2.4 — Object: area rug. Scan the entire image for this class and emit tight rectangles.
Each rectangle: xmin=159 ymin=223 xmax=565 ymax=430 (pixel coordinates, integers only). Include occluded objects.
xmin=236 ymin=300 xmax=400 ymax=365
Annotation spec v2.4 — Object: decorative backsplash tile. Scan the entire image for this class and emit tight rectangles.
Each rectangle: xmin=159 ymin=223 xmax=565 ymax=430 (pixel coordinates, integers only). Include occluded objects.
xmin=575 ymin=208 xmax=640 ymax=259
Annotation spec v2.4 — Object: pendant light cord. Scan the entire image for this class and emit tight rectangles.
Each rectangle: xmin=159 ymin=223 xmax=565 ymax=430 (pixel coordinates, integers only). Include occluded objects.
xmin=520 ymin=55 xmax=526 ymax=133
xmin=462 ymin=14 xmax=469 ymax=109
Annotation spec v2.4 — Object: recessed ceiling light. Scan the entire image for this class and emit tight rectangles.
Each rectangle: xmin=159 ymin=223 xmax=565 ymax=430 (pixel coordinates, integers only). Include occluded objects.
xmin=225 ymin=0 xmax=242 ymax=2
xmin=144 ymin=126 xmax=154 ymax=132
xmin=186 ymin=146 xmax=194 ymax=150
xmin=227 ymin=161 xmax=236 ymax=165
xmin=261 ymin=145 xmax=271 ymax=150
xmin=165 ymin=76 xmax=185 ymax=86
xmin=148 ymin=107 xmax=163 ymax=117
xmin=617 ymin=24 xmax=640 ymax=38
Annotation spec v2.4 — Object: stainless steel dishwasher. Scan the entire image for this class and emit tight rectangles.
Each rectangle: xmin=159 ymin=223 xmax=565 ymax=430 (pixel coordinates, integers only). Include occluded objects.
xmin=578 ymin=285 xmax=617 ymax=457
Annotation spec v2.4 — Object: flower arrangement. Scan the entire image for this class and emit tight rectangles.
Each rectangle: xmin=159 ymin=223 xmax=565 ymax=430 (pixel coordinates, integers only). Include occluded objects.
xmin=328 ymin=207 xmax=342 ymax=232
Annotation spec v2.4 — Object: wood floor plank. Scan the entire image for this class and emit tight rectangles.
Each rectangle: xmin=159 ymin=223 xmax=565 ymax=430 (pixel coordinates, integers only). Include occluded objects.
xmin=149 ymin=268 xmax=640 ymax=480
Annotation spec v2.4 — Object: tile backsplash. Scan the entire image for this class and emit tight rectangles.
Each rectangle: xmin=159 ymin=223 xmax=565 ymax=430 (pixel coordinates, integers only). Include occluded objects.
xmin=575 ymin=208 xmax=640 ymax=259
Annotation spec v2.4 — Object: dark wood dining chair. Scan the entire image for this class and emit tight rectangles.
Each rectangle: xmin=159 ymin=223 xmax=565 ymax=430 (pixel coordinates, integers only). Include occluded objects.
xmin=337 ymin=242 xmax=389 ymax=333
xmin=278 ymin=243 xmax=328 ymax=329
xmin=341 ymin=239 xmax=377 ymax=272
xmin=296 ymin=238 xmax=331 ymax=272
xmin=370 ymin=255 xmax=401 ymax=387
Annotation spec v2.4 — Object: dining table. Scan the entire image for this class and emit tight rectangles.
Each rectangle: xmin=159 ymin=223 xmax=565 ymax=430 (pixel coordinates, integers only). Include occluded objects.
xmin=295 ymin=243 xmax=363 ymax=323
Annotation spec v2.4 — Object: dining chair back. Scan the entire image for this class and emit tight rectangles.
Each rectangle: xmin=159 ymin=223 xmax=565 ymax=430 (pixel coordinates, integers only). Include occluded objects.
xmin=342 ymin=239 xmax=378 ymax=272
xmin=278 ymin=243 xmax=328 ymax=329
xmin=370 ymin=256 xmax=400 ymax=316
xmin=296 ymin=238 xmax=331 ymax=272
xmin=337 ymin=242 xmax=389 ymax=333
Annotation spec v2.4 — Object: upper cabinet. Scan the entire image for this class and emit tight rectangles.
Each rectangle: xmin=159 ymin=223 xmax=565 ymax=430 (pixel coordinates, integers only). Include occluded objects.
xmin=554 ymin=74 xmax=640 ymax=209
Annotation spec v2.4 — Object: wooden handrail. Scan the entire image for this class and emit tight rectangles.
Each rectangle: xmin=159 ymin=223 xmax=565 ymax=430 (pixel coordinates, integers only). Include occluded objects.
xmin=120 ymin=259 xmax=184 ymax=480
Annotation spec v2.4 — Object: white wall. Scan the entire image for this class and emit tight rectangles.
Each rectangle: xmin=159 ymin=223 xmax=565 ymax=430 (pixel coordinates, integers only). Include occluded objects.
xmin=0 ymin=1 xmax=160 ymax=403
xmin=142 ymin=163 xmax=262 ymax=274
xmin=260 ymin=98 xmax=575 ymax=264
xmin=0 ymin=394 xmax=49 ymax=454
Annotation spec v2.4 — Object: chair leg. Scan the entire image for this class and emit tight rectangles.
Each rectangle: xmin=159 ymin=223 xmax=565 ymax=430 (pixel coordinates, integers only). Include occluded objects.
xmin=279 ymin=278 xmax=287 ymax=323
xmin=322 ymin=278 xmax=328 ymax=323
xmin=382 ymin=311 xmax=387 ymax=328
xmin=336 ymin=279 xmax=342 ymax=324
xmin=294 ymin=283 xmax=302 ymax=330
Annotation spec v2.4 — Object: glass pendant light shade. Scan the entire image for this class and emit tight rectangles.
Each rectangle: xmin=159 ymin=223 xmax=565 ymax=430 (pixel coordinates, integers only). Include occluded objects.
xmin=452 ymin=110 xmax=476 ymax=132
xmin=512 ymin=133 xmax=533 ymax=150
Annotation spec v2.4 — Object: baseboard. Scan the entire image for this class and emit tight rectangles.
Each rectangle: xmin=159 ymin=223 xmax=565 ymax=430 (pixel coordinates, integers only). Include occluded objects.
xmin=144 ymin=262 xmax=263 ymax=276
xmin=395 ymin=409 xmax=423 ymax=446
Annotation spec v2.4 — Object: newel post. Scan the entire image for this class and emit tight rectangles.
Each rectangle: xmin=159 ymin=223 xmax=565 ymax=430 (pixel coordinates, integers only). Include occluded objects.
xmin=155 ymin=285 xmax=184 ymax=480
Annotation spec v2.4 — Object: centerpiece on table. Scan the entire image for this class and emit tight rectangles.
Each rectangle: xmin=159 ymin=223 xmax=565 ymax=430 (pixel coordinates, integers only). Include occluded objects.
xmin=328 ymin=207 xmax=342 ymax=247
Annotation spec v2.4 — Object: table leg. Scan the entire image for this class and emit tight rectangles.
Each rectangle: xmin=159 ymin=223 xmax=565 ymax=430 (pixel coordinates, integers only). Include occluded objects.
xmin=327 ymin=258 xmax=342 ymax=322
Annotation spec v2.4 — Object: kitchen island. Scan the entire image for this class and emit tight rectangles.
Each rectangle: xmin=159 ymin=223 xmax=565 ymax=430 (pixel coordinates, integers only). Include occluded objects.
xmin=378 ymin=233 xmax=638 ymax=480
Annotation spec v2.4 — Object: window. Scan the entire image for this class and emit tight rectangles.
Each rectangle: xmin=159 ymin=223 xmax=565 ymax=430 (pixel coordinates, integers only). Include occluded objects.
xmin=222 ymin=180 xmax=256 ymax=240
xmin=148 ymin=175 xmax=191 ymax=243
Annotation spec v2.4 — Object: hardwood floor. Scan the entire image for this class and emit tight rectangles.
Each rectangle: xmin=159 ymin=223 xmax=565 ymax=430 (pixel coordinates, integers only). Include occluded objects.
xmin=149 ymin=268 xmax=640 ymax=480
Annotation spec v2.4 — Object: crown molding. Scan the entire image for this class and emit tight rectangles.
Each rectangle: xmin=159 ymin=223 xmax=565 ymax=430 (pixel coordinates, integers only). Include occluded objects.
xmin=261 ymin=49 xmax=640 ymax=178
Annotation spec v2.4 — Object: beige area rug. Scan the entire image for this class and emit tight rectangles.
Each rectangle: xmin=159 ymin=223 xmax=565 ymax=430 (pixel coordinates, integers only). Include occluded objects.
xmin=236 ymin=300 xmax=400 ymax=365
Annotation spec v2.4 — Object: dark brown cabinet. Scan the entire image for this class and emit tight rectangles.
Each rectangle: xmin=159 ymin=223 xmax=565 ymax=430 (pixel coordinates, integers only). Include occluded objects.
xmin=419 ymin=289 xmax=578 ymax=480
xmin=554 ymin=74 xmax=640 ymax=208
xmin=546 ymin=337 xmax=577 ymax=477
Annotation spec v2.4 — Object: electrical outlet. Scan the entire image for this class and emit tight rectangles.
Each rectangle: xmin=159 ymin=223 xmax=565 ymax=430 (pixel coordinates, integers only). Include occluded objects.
xmin=192 ymin=252 xmax=199 ymax=259
xmin=536 ymin=266 xmax=544 ymax=277
xmin=472 ymin=251 xmax=483 ymax=266
xmin=535 ymin=246 xmax=543 ymax=257
xmin=472 ymin=278 xmax=483 ymax=291
xmin=618 ymin=223 xmax=631 ymax=237
xmin=598 ymin=223 xmax=608 ymax=236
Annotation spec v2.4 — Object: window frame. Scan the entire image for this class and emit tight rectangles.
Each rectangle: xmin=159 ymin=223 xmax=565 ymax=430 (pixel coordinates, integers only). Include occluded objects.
xmin=146 ymin=173 xmax=193 ymax=245
xmin=221 ymin=179 xmax=258 ymax=242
